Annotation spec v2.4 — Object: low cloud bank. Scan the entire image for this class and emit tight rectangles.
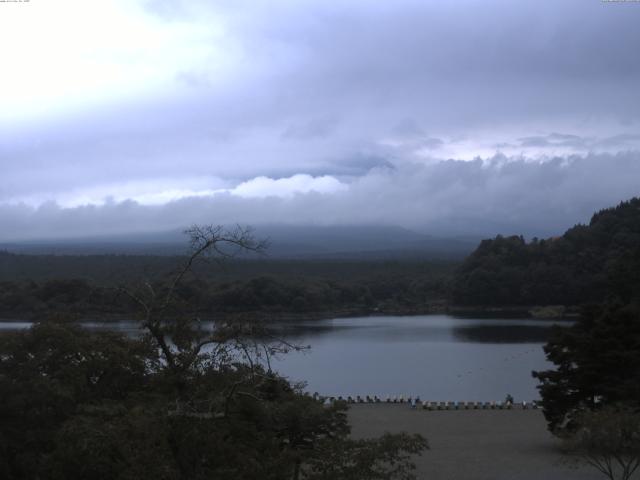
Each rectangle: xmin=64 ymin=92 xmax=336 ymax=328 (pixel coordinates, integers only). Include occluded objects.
xmin=1 ymin=153 xmax=639 ymax=242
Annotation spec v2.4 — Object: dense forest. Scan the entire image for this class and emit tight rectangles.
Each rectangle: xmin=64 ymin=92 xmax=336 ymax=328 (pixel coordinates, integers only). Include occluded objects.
xmin=452 ymin=198 xmax=640 ymax=307
xmin=0 ymin=255 xmax=452 ymax=320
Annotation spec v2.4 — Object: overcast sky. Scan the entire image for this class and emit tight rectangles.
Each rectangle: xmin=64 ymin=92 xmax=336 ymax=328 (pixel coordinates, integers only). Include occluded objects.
xmin=1 ymin=0 xmax=639 ymax=241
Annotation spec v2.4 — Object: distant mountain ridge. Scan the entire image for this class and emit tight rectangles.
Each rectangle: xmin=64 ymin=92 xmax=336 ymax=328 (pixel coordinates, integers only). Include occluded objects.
xmin=0 ymin=224 xmax=478 ymax=260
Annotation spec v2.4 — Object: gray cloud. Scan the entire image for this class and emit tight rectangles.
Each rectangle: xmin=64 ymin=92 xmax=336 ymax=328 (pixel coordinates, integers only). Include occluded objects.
xmin=507 ymin=132 xmax=640 ymax=154
xmin=2 ymin=0 xmax=639 ymax=240
xmin=518 ymin=134 xmax=589 ymax=149
xmin=595 ymin=134 xmax=640 ymax=148
xmin=2 ymin=153 xmax=639 ymax=241
xmin=281 ymin=115 xmax=340 ymax=140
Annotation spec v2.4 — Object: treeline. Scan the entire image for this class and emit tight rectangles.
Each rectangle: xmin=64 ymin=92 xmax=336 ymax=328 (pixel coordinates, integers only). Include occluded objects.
xmin=0 ymin=252 xmax=453 ymax=283
xmin=452 ymin=197 xmax=640 ymax=306
xmin=0 ymin=261 xmax=453 ymax=319
xmin=6 ymin=197 xmax=640 ymax=318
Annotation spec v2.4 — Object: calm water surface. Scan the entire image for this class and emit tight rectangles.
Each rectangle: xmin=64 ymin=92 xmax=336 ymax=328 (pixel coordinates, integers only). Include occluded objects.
xmin=267 ymin=315 xmax=562 ymax=402
xmin=0 ymin=315 xmax=564 ymax=402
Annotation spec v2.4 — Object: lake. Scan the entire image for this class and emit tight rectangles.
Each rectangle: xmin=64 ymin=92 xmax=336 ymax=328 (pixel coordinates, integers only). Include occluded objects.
xmin=267 ymin=315 xmax=561 ymax=402
xmin=0 ymin=315 xmax=563 ymax=402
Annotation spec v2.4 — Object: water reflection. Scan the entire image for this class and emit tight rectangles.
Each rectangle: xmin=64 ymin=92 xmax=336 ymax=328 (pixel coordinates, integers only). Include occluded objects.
xmin=451 ymin=325 xmax=553 ymax=343
xmin=268 ymin=315 xmax=567 ymax=401
xmin=268 ymin=315 xmax=562 ymax=345
xmin=0 ymin=322 xmax=31 ymax=331
xmin=0 ymin=315 xmax=568 ymax=401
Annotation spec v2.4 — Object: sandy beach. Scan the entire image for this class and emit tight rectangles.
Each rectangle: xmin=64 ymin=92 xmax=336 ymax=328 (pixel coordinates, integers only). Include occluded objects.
xmin=348 ymin=404 xmax=602 ymax=480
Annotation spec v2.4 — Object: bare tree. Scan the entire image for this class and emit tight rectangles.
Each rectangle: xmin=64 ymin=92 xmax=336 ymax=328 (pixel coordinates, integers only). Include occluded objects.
xmin=564 ymin=406 xmax=640 ymax=480
xmin=119 ymin=225 xmax=270 ymax=375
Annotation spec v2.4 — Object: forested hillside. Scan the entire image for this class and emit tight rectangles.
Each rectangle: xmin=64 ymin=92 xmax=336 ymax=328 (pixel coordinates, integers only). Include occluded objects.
xmin=452 ymin=198 xmax=640 ymax=306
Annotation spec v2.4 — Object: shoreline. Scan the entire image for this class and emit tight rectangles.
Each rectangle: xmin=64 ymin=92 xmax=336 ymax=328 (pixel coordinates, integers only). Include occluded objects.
xmin=0 ymin=303 xmax=579 ymax=323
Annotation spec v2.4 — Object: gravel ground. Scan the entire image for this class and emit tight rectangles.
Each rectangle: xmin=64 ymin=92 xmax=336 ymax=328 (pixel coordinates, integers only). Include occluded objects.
xmin=348 ymin=404 xmax=603 ymax=480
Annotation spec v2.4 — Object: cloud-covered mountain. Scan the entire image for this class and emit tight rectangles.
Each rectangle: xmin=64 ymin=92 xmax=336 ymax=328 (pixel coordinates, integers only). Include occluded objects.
xmin=0 ymin=224 xmax=478 ymax=260
xmin=2 ymin=153 xmax=639 ymax=243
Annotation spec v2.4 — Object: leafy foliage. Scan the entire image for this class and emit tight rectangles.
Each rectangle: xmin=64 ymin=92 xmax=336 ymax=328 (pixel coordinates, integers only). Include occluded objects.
xmin=532 ymin=304 xmax=640 ymax=433
xmin=453 ymin=197 xmax=640 ymax=306
xmin=0 ymin=323 xmax=427 ymax=480
xmin=0 ymin=322 xmax=156 ymax=479
xmin=0 ymin=225 xmax=427 ymax=480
